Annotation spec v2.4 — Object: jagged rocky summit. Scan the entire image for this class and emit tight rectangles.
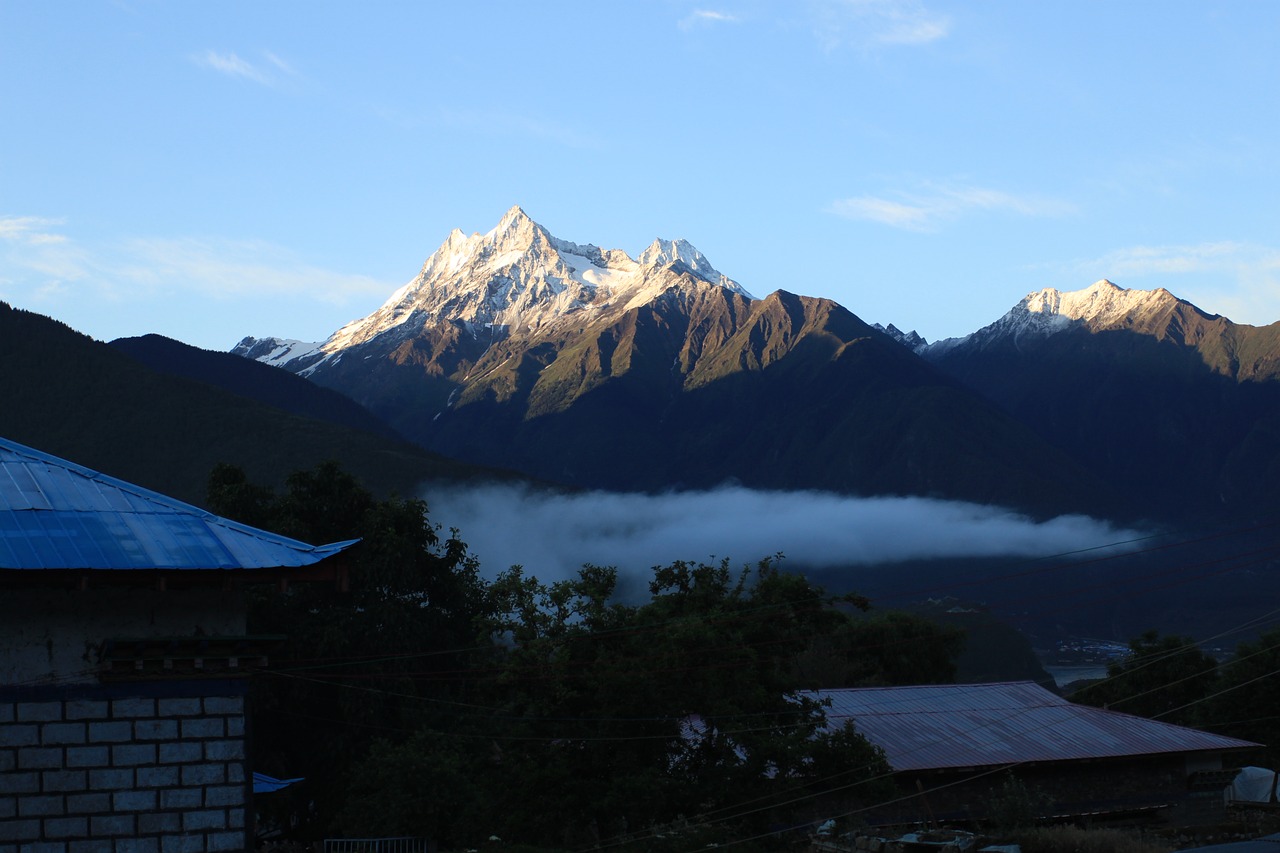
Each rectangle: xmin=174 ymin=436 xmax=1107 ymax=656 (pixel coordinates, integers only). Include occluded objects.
xmin=872 ymin=323 xmax=927 ymax=349
xmin=921 ymin=279 xmax=1194 ymax=356
xmin=876 ymin=280 xmax=1199 ymax=359
xmin=234 ymin=205 xmax=751 ymax=373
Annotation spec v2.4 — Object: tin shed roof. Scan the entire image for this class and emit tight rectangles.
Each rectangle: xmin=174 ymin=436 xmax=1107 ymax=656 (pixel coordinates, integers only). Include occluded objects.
xmin=813 ymin=682 xmax=1258 ymax=772
xmin=0 ymin=436 xmax=358 ymax=571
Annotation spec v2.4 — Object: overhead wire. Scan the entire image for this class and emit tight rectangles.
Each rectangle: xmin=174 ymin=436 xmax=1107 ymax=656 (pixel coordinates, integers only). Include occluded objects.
xmin=577 ymin=605 xmax=1280 ymax=850
xmin=254 ymin=532 xmax=1280 ymax=691
xmin=244 ymin=515 xmax=1267 ymax=675
xmin=591 ymin=654 xmax=1280 ymax=852
xmin=240 ymin=519 xmax=1280 ymax=745
xmin=232 ymin=512 xmax=1280 ymax=845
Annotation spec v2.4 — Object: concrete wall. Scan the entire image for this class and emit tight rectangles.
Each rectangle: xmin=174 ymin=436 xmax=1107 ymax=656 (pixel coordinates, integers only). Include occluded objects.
xmin=0 ymin=588 xmax=246 ymax=686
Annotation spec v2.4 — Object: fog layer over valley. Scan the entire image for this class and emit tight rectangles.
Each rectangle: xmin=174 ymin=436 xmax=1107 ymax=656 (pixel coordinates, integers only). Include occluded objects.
xmin=426 ymin=484 xmax=1147 ymax=590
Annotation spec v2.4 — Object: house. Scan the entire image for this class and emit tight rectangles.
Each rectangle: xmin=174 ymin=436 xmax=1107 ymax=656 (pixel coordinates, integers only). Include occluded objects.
xmin=0 ymin=437 xmax=358 ymax=852
xmin=811 ymin=682 xmax=1260 ymax=827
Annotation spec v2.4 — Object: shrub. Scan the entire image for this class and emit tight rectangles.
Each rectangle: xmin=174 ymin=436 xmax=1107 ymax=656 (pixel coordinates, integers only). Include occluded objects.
xmin=1006 ymin=826 xmax=1172 ymax=853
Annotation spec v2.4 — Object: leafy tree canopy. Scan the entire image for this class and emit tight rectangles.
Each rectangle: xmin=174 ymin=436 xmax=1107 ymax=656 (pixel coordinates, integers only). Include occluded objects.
xmin=210 ymin=463 xmax=962 ymax=849
xmin=1200 ymin=626 xmax=1280 ymax=765
xmin=1075 ymin=630 xmax=1218 ymax=727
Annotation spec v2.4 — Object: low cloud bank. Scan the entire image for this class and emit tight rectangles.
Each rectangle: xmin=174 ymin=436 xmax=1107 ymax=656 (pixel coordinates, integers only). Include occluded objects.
xmin=424 ymin=484 xmax=1146 ymax=587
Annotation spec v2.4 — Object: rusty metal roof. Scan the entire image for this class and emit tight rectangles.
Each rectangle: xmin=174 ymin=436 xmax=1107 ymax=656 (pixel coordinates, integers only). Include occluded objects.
xmin=0 ymin=436 xmax=358 ymax=571
xmin=812 ymin=682 xmax=1258 ymax=772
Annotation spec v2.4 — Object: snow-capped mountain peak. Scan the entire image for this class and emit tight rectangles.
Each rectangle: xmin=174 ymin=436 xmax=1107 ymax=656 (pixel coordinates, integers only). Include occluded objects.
xmin=1023 ymin=279 xmax=1176 ymax=327
xmin=484 ymin=204 xmax=550 ymax=252
xmin=924 ymin=279 xmax=1183 ymax=356
xmin=240 ymin=208 xmax=756 ymax=367
xmin=637 ymin=237 xmax=750 ymax=296
xmin=640 ymin=237 xmax=710 ymax=273
xmin=873 ymin=323 xmax=928 ymax=349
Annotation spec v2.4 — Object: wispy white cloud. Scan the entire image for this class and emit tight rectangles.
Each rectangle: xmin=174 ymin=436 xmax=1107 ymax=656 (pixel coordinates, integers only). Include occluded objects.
xmin=679 ymin=9 xmax=741 ymax=30
xmin=828 ymin=196 xmax=933 ymax=230
xmin=1081 ymin=242 xmax=1263 ymax=278
xmin=811 ymin=0 xmax=950 ymax=50
xmin=194 ymin=50 xmax=269 ymax=84
xmin=1 ymin=222 xmax=390 ymax=312
xmin=828 ymin=182 xmax=1074 ymax=231
xmin=262 ymin=51 xmax=296 ymax=76
xmin=427 ymin=483 xmax=1145 ymax=592
xmin=117 ymin=237 xmax=391 ymax=303
xmin=0 ymin=215 xmax=69 ymax=246
xmin=0 ymin=217 xmax=90 ymax=300
xmin=437 ymin=108 xmax=603 ymax=150
xmin=192 ymin=50 xmax=299 ymax=88
xmin=0 ymin=219 xmax=398 ymax=348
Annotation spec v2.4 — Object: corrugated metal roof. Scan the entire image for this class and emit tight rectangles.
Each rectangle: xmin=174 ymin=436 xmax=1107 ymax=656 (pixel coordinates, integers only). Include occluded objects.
xmin=811 ymin=682 xmax=1258 ymax=772
xmin=0 ymin=436 xmax=358 ymax=571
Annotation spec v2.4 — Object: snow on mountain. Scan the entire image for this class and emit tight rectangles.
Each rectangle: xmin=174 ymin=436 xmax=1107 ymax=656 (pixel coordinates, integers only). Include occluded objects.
xmin=923 ymin=280 xmax=1181 ymax=356
xmin=636 ymin=237 xmax=741 ymax=290
xmin=1023 ymin=279 xmax=1178 ymax=328
xmin=229 ymin=336 xmax=326 ymax=369
xmin=247 ymin=206 xmax=755 ymax=369
xmin=872 ymin=323 xmax=928 ymax=349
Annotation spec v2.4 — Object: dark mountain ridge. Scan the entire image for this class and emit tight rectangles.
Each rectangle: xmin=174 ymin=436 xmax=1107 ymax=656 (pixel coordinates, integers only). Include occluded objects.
xmin=0 ymin=302 xmax=506 ymax=507
xmin=109 ymin=333 xmax=406 ymax=443
xmin=919 ymin=281 xmax=1280 ymax=522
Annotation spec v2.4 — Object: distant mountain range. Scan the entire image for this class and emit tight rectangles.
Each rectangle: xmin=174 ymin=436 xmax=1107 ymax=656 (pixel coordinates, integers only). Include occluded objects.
xmin=233 ymin=206 xmax=1111 ymax=518
xmin=227 ymin=206 xmax=1280 ymax=524
xmin=10 ymin=205 xmax=1280 ymax=528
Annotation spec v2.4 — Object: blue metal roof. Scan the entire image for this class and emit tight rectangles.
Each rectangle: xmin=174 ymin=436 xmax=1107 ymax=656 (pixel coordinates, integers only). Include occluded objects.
xmin=0 ymin=436 xmax=358 ymax=571
xmin=811 ymin=682 xmax=1259 ymax=772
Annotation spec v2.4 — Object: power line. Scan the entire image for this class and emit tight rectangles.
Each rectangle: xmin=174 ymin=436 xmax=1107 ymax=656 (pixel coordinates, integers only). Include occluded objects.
xmin=581 ymin=611 xmax=1280 ymax=850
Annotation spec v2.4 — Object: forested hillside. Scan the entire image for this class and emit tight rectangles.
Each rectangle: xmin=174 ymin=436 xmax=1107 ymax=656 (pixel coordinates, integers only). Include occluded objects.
xmin=0 ymin=302 xmax=503 ymax=506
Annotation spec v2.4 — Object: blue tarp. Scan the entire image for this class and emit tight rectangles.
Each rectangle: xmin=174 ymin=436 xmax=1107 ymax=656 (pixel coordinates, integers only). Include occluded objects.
xmin=253 ymin=772 xmax=305 ymax=794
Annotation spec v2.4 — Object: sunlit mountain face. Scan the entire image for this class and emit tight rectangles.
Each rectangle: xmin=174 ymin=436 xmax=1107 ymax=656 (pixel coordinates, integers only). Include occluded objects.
xmin=234 ymin=207 xmax=1111 ymax=518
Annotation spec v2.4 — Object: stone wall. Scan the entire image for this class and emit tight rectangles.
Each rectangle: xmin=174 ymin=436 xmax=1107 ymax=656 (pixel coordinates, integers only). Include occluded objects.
xmin=0 ymin=679 xmax=250 ymax=853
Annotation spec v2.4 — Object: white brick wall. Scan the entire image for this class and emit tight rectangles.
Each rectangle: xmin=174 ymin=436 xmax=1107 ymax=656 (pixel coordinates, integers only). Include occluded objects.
xmin=0 ymin=689 xmax=250 ymax=853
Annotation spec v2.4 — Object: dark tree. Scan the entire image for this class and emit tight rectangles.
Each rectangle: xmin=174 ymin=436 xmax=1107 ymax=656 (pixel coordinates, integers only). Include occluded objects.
xmin=213 ymin=464 xmax=960 ymax=849
xmin=207 ymin=462 xmax=488 ymax=841
xmin=342 ymin=559 xmax=898 ymax=849
xmin=1200 ymin=626 xmax=1280 ymax=764
xmin=1075 ymin=630 xmax=1218 ymax=726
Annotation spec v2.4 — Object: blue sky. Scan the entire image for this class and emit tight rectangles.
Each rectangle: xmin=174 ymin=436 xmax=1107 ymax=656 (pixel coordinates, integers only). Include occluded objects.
xmin=4 ymin=1 xmax=1280 ymax=352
